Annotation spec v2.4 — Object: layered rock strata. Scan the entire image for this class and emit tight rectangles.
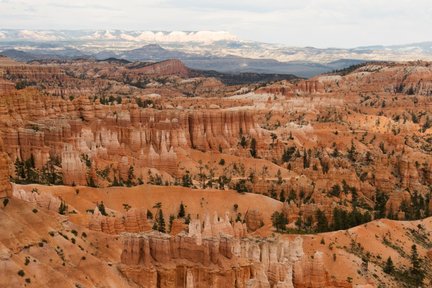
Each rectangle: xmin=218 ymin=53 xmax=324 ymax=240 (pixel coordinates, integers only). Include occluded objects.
xmin=118 ymin=232 xmax=314 ymax=288
xmin=0 ymin=91 xmax=261 ymax=184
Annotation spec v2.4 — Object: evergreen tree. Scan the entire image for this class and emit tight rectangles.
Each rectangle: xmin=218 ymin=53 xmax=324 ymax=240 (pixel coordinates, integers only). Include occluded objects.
xmin=87 ymin=176 xmax=97 ymax=187
xmin=178 ymin=202 xmax=186 ymax=218
xmin=329 ymin=184 xmax=341 ymax=197
xmin=126 ymin=165 xmax=135 ymax=187
xmin=250 ymin=138 xmax=257 ymax=158
xmin=271 ymin=211 xmax=287 ymax=232
xmin=304 ymin=216 xmax=313 ymax=230
xmin=347 ymin=140 xmax=357 ymax=161
xmin=184 ymin=214 xmax=191 ymax=225
xmin=400 ymin=199 xmax=413 ymax=220
xmin=410 ymin=244 xmax=424 ymax=286
xmin=279 ymin=189 xmax=286 ymax=202
xmin=152 ymin=221 xmax=158 ymax=231
xmin=41 ymin=155 xmax=63 ymax=185
xmin=316 ymin=209 xmax=329 ymax=232
xmin=14 ymin=157 xmax=25 ymax=179
xmin=383 ymin=257 xmax=394 ymax=274
xmin=239 ymin=136 xmax=247 ymax=148
xmin=282 ymin=147 xmax=296 ymax=162
xmin=58 ymin=200 xmax=68 ymax=215
xmin=157 ymin=209 xmax=166 ymax=233
xmin=182 ymin=171 xmax=193 ymax=187
xmin=112 ymin=176 xmax=121 ymax=186
xmin=295 ymin=216 xmax=302 ymax=229
xmin=234 ymin=179 xmax=248 ymax=193
xmin=302 ymin=149 xmax=310 ymax=169
xmin=146 ymin=209 xmax=153 ymax=220
xmin=276 ymin=169 xmax=283 ymax=185
xmin=288 ymin=189 xmax=297 ymax=203
xmin=374 ymin=190 xmax=388 ymax=219
xmin=98 ymin=201 xmax=108 ymax=216
xmin=269 ymin=186 xmax=277 ymax=199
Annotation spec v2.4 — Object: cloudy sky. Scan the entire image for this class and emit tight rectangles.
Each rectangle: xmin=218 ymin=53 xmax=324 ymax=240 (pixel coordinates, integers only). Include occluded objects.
xmin=1 ymin=0 xmax=431 ymax=48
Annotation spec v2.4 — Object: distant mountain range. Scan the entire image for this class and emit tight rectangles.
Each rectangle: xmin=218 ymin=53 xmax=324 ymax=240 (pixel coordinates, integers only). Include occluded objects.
xmin=1 ymin=29 xmax=432 ymax=78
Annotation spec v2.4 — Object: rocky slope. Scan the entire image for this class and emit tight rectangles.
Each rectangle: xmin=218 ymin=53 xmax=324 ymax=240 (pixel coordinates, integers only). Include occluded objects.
xmin=0 ymin=57 xmax=432 ymax=287
xmin=2 ymin=190 xmax=432 ymax=287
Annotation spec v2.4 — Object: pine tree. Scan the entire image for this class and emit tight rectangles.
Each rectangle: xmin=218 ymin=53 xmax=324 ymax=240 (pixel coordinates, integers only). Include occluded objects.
xmin=269 ymin=186 xmax=277 ymax=199
xmin=250 ymin=138 xmax=257 ymax=158
xmin=152 ymin=222 xmax=158 ymax=231
xmin=383 ymin=256 xmax=394 ymax=274
xmin=282 ymin=147 xmax=296 ymax=162
xmin=178 ymin=202 xmax=186 ymax=218
xmin=302 ymin=149 xmax=309 ymax=169
xmin=295 ymin=216 xmax=302 ymax=229
xmin=374 ymin=190 xmax=388 ymax=219
xmin=288 ymin=189 xmax=296 ymax=203
xmin=316 ymin=209 xmax=329 ymax=232
xmin=410 ymin=244 xmax=424 ymax=286
xmin=14 ymin=157 xmax=25 ymax=180
xmin=87 ymin=176 xmax=97 ymax=187
xmin=182 ymin=171 xmax=193 ymax=187
xmin=347 ymin=140 xmax=357 ymax=161
xmin=112 ymin=176 xmax=121 ymax=186
xmin=276 ymin=169 xmax=283 ymax=185
xmin=271 ymin=211 xmax=287 ymax=232
xmin=240 ymin=136 xmax=247 ymax=148
xmin=58 ymin=200 xmax=68 ymax=215
xmin=126 ymin=166 xmax=135 ymax=187
xmin=98 ymin=201 xmax=108 ymax=216
xmin=157 ymin=209 xmax=166 ymax=233
xmin=279 ymin=189 xmax=286 ymax=202
xmin=184 ymin=214 xmax=191 ymax=225
xmin=146 ymin=209 xmax=153 ymax=220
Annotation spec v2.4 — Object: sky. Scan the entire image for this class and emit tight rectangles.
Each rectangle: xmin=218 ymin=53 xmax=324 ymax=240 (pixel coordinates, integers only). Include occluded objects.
xmin=1 ymin=0 xmax=432 ymax=48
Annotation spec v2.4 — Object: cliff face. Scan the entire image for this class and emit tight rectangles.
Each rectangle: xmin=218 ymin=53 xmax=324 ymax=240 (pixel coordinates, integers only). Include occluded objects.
xmin=3 ymin=192 xmax=432 ymax=288
xmin=0 ymin=139 xmax=11 ymax=198
xmin=118 ymin=232 xmax=328 ymax=288
xmin=129 ymin=59 xmax=191 ymax=77
xmin=0 ymin=89 xmax=260 ymax=185
xmin=89 ymin=207 xmax=153 ymax=234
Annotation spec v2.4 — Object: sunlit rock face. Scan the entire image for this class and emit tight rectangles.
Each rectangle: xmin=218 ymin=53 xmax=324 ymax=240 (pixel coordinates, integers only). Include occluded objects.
xmin=118 ymin=232 xmax=326 ymax=288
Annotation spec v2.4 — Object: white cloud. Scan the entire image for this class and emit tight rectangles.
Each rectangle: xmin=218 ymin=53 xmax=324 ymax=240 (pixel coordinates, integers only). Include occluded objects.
xmin=0 ymin=0 xmax=431 ymax=47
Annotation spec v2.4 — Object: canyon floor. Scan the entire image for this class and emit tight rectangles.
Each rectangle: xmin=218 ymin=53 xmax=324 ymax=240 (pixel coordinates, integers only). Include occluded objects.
xmin=0 ymin=56 xmax=431 ymax=287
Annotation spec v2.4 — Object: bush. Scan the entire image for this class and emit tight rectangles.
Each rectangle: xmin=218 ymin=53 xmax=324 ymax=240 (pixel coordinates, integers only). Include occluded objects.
xmin=234 ymin=179 xmax=248 ymax=193
xmin=58 ymin=201 xmax=68 ymax=215
xmin=17 ymin=270 xmax=25 ymax=277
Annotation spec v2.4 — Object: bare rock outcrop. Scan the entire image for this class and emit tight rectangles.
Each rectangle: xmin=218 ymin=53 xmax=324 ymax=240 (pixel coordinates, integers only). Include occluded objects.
xmin=89 ymin=207 xmax=152 ymax=234
xmin=245 ymin=209 xmax=264 ymax=232
xmin=118 ymin=232 xmax=312 ymax=288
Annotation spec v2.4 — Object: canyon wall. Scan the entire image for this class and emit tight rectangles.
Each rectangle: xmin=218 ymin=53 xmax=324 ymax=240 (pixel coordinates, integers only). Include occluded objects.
xmin=117 ymin=232 xmax=333 ymax=288
xmin=0 ymin=90 xmax=260 ymax=184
